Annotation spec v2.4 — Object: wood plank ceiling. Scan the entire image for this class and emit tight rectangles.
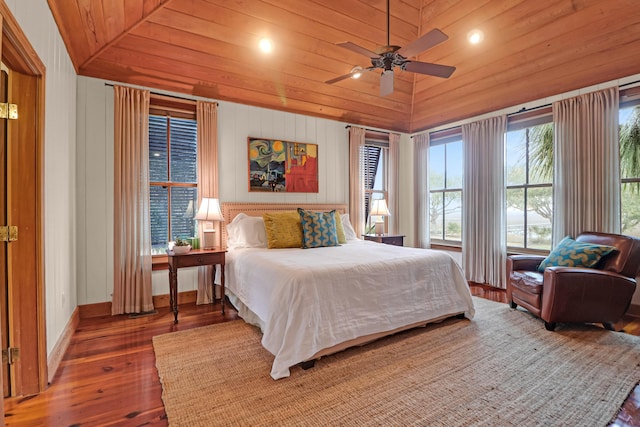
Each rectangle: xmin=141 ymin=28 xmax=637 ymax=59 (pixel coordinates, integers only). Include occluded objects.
xmin=47 ymin=0 xmax=640 ymax=133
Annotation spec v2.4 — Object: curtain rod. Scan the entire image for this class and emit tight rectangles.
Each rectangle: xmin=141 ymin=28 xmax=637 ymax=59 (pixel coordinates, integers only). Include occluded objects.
xmin=506 ymin=102 xmax=552 ymax=117
xmin=104 ymin=82 xmax=218 ymax=105
xmin=410 ymin=102 xmax=553 ymax=138
xmin=620 ymin=79 xmax=640 ymax=88
xmin=344 ymin=125 xmax=393 ymax=135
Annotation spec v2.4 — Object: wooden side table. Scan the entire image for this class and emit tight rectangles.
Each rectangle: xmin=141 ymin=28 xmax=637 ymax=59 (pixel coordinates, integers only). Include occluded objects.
xmin=363 ymin=234 xmax=405 ymax=246
xmin=167 ymin=248 xmax=226 ymax=324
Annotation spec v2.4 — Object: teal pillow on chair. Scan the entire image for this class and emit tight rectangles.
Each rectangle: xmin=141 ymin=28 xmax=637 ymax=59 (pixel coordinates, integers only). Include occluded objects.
xmin=537 ymin=236 xmax=615 ymax=272
xmin=297 ymin=208 xmax=339 ymax=249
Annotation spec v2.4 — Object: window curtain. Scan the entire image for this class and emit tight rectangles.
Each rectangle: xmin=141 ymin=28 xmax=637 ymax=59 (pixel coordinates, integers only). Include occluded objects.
xmin=462 ymin=116 xmax=507 ymax=288
xmin=196 ymin=101 xmax=219 ymax=304
xmin=414 ymin=132 xmax=430 ymax=248
xmin=112 ymin=85 xmax=153 ymax=315
xmin=349 ymin=126 xmax=366 ymax=235
xmin=388 ymin=133 xmax=400 ymax=234
xmin=552 ymin=87 xmax=620 ymax=244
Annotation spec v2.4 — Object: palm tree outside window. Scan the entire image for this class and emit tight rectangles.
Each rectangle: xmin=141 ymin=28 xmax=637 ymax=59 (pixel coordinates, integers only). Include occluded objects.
xmin=620 ymin=104 xmax=640 ymax=238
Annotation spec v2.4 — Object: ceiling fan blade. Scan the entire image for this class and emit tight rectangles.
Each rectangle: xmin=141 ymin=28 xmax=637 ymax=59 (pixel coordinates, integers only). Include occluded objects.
xmin=325 ymin=73 xmax=357 ymax=84
xmin=336 ymin=42 xmax=381 ymax=59
xmin=325 ymin=67 xmax=374 ymax=84
xmin=380 ymin=70 xmax=394 ymax=96
xmin=396 ymin=28 xmax=449 ymax=58
xmin=404 ymin=61 xmax=456 ymax=78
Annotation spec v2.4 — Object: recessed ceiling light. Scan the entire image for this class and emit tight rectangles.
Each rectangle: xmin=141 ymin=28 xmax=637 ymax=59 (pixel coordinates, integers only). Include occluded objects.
xmin=259 ymin=38 xmax=273 ymax=53
xmin=467 ymin=29 xmax=484 ymax=45
xmin=351 ymin=66 xmax=363 ymax=79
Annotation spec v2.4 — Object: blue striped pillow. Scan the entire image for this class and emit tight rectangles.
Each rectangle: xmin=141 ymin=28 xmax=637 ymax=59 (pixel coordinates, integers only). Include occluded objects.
xmin=297 ymin=209 xmax=339 ymax=249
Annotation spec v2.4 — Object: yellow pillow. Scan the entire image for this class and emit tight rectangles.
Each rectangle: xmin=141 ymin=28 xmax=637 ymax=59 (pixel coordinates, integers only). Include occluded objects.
xmin=262 ymin=211 xmax=303 ymax=248
xmin=334 ymin=212 xmax=347 ymax=244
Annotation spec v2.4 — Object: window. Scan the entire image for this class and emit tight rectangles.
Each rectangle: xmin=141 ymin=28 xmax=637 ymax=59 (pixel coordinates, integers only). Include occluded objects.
xmin=149 ymin=104 xmax=198 ymax=255
xmin=620 ymin=104 xmax=640 ymax=238
xmin=505 ymin=117 xmax=553 ymax=251
xmin=363 ymin=140 xmax=387 ymax=233
xmin=429 ymin=131 xmax=462 ymax=243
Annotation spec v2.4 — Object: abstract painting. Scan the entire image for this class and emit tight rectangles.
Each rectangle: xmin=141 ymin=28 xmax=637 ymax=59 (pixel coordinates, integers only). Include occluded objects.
xmin=248 ymin=137 xmax=318 ymax=193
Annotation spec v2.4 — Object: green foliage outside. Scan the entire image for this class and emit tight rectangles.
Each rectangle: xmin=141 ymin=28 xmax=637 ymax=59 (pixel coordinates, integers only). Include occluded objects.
xmin=620 ymin=107 xmax=640 ymax=237
xmin=430 ymin=106 xmax=640 ymax=241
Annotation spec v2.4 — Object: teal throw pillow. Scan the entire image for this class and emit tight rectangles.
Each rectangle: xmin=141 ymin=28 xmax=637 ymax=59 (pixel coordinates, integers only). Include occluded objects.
xmin=537 ymin=236 xmax=615 ymax=272
xmin=297 ymin=208 xmax=339 ymax=249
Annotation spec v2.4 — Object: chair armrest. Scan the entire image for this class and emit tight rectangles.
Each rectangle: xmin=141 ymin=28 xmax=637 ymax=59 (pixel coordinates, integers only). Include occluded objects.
xmin=544 ymin=266 xmax=637 ymax=288
xmin=507 ymin=255 xmax=545 ymax=272
xmin=541 ymin=267 xmax=637 ymax=322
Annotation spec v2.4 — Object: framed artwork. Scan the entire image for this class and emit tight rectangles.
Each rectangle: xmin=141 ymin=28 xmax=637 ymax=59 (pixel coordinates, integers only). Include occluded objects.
xmin=248 ymin=137 xmax=319 ymax=193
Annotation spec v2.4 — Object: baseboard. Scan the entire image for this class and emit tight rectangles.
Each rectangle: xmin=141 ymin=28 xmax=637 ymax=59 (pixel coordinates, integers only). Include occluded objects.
xmin=627 ymin=303 xmax=640 ymax=319
xmin=152 ymin=290 xmax=197 ymax=309
xmin=47 ymin=306 xmax=80 ymax=385
xmin=78 ymin=301 xmax=112 ymax=318
xmin=78 ymin=290 xmax=198 ymax=319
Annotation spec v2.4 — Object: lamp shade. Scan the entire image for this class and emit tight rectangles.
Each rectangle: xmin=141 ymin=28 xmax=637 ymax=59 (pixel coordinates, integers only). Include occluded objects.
xmin=195 ymin=198 xmax=224 ymax=222
xmin=370 ymin=199 xmax=391 ymax=217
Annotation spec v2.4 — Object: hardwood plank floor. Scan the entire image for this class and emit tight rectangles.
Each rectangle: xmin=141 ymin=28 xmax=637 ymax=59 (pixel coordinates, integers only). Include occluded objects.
xmin=3 ymin=286 xmax=639 ymax=426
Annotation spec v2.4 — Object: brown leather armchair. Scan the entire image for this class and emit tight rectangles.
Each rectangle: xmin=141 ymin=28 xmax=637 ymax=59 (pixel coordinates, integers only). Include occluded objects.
xmin=506 ymin=232 xmax=640 ymax=331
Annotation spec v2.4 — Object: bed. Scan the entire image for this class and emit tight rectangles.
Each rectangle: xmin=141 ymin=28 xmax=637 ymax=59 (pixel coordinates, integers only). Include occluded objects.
xmin=220 ymin=202 xmax=475 ymax=379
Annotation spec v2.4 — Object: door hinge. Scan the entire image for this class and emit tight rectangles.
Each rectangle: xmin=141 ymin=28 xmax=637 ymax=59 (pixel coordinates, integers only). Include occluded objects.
xmin=2 ymin=347 xmax=19 ymax=365
xmin=0 ymin=103 xmax=17 ymax=120
xmin=0 ymin=225 xmax=18 ymax=242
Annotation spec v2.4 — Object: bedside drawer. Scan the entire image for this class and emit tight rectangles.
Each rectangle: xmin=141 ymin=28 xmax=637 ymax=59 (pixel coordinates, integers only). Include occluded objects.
xmin=363 ymin=234 xmax=404 ymax=246
xmin=381 ymin=235 xmax=403 ymax=246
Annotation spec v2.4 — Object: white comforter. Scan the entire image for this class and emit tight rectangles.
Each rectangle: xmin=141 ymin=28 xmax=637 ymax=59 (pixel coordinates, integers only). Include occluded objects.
xmin=225 ymin=240 xmax=474 ymax=379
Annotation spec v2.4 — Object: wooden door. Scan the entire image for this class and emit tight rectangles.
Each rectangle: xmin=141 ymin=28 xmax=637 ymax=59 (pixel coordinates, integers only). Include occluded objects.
xmin=7 ymin=67 xmax=40 ymax=396
xmin=0 ymin=68 xmax=8 ymax=399
xmin=0 ymin=2 xmax=48 ymax=400
xmin=0 ymin=11 xmax=5 ymax=416
xmin=0 ymin=66 xmax=7 ymax=400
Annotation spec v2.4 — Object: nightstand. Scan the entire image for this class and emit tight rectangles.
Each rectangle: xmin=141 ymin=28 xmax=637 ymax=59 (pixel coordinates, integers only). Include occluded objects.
xmin=363 ymin=234 xmax=404 ymax=247
xmin=167 ymin=248 xmax=226 ymax=324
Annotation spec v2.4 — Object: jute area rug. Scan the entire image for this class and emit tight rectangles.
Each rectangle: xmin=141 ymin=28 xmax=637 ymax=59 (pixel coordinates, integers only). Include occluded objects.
xmin=153 ymin=297 xmax=640 ymax=426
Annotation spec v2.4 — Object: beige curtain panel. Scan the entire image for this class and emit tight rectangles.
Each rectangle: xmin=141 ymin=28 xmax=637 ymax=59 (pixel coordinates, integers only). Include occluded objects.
xmin=462 ymin=115 xmax=507 ymax=288
xmin=388 ymin=133 xmax=400 ymax=235
xmin=112 ymin=85 xmax=154 ymax=315
xmin=196 ymin=101 xmax=219 ymax=305
xmin=551 ymin=87 xmax=620 ymax=244
xmin=413 ymin=133 xmax=430 ymax=248
xmin=349 ymin=126 xmax=366 ymax=236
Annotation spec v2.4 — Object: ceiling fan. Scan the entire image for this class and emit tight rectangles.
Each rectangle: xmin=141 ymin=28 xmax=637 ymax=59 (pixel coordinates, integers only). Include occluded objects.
xmin=325 ymin=0 xmax=456 ymax=96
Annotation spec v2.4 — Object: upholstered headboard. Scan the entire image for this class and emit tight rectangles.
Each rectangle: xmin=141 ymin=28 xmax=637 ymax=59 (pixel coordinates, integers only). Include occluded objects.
xmin=220 ymin=202 xmax=348 ymax=248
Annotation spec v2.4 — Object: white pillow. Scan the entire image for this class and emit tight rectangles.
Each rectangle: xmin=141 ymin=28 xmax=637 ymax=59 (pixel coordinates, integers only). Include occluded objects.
xmin=226 ymin=213 xmax=268 ymax=249
xmin=341 ymin=213 xmax=358 ymax=240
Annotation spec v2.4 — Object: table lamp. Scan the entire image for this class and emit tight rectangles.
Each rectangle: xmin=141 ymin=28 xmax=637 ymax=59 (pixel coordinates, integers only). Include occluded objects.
xmin=195 ymin=198 xmax=224 ymax=249
xmin=370 ymin=199 xmax=390 ymax=235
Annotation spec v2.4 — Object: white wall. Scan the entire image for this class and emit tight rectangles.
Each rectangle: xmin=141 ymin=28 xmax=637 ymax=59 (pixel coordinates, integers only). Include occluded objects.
xmin=6 ymin=0 xmax=78 ymax=355
xmin=76 ymin=76 xmax=354 ymax=304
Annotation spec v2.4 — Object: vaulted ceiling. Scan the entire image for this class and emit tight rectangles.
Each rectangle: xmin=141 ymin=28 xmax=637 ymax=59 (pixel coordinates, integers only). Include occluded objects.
xmin=47 ymin=0 xmax=640 ymax=133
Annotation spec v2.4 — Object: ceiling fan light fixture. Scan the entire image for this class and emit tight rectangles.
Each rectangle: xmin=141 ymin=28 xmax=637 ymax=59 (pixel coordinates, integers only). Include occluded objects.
xmin=467 ymin=29 xmax=484 ymax=45
xmin=351 ymin=66 xmax=363 ymax=79
xmin=259 ymin=38 xmax=273 ymax=53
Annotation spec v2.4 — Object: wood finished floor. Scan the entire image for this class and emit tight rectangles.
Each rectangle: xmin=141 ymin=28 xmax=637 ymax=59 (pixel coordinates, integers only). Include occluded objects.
xmin=3 ymin=285 xmax=640 ymax=426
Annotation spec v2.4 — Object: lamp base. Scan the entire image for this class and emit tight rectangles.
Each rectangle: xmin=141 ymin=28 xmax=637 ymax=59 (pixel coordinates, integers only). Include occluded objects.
xmin=374 ymin=222 xmax=385 ymax=236
xmin=202 ymin=230 xmax=216 ymax=249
